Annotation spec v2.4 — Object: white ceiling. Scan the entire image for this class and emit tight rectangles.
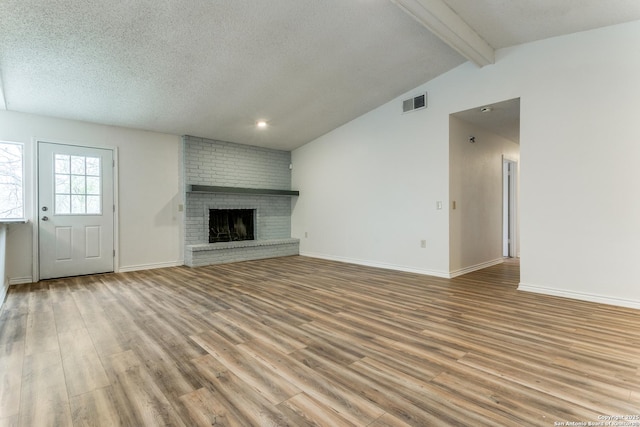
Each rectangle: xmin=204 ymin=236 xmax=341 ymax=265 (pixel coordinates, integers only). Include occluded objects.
xmin=1 ymin=1 xmax=639 ymax=151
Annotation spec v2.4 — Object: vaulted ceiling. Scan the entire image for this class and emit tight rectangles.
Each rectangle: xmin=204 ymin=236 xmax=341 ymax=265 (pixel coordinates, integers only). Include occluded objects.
xmin=1 ymin=1 xmax=639 ymax=150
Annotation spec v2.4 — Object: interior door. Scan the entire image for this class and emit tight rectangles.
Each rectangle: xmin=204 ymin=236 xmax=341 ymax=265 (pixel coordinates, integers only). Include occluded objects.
xmin=38 ymin=142 xmax=114 ymax=280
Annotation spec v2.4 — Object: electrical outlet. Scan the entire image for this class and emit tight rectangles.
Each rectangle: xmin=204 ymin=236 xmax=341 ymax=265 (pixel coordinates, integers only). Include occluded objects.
xmin=420 ymin=240 xmax=426 ymax=248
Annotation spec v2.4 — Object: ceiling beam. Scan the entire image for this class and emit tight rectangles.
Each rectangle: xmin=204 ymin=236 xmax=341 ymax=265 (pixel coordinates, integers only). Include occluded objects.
xmin=391 ymin=0 xmax=495 ymax=67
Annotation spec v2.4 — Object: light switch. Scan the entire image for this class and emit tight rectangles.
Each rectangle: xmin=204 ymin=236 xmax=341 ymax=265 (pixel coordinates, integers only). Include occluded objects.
xmin=436 ymin=201 xmax=442 ymax=210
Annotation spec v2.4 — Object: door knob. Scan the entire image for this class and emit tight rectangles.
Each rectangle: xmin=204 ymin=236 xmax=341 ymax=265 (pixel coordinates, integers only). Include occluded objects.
xmin=42 ymin=206 xmax=48 ymax=211
xmin=41 ymin=216 xmax=49 ymax=221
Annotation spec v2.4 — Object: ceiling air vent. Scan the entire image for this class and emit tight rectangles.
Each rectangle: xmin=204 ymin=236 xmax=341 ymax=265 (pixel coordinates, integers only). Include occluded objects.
xmin=402 ymin=92 xmax=427 ymax=113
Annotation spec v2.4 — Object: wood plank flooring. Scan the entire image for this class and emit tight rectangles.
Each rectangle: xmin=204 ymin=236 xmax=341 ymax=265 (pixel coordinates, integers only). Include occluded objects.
xmin=1 ymin=256 xmax=640 ymax=426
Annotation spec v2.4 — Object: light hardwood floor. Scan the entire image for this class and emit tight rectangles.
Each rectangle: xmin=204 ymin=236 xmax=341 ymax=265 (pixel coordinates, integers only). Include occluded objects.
xmin=1 ymin=256 xmax=639 ymax=426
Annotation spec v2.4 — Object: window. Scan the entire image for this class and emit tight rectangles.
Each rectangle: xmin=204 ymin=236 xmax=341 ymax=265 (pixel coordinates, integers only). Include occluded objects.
xmin=54 ymin=154 xmax=102 ymax=215
xmin=0 ymin=141 xmax=24 ymax=219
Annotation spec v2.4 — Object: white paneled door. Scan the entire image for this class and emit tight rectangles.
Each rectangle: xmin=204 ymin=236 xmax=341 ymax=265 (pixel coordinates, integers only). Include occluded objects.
xmin=38 ymin=142 xmax=114 ymax=280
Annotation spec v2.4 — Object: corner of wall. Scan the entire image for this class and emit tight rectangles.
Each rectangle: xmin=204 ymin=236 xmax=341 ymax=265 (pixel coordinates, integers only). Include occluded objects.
xmin=518 ymin=283 xmax=640 ymax=311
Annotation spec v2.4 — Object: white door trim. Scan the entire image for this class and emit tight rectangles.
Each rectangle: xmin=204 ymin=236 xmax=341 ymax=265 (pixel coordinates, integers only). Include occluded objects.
xmin=502 ymin=156 xmax=518 ymax=258
xmin=32 ymin=139 xmax=119 ymax=282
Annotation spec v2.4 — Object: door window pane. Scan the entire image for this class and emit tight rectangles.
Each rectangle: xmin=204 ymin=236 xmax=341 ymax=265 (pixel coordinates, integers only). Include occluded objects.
xmin=55 ymin=154 xmax=70 ymax=174
xmin=86 ymin=176 xmax=100 ymax=195
xmin=86 ymin=157 xmax=100 ymax=176
xmin=71 ymin=195 xmax=86 ymax=214
xmin=71 ymin=175 xmax=86 ymax=194
xmin=87 ymin=196 xmax=101 ymax=214
xmin=55 ymin=174 xmax=70 ymax=194
xmin=56 ymin=194 xmax=71 ymax=214
xmin=71 ymin=156 xmax=85 ymax=175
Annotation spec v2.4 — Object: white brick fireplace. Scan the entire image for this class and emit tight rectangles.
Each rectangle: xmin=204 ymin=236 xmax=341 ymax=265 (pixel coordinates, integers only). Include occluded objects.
xmin=183 ymin=136 xmax=299 ymax=267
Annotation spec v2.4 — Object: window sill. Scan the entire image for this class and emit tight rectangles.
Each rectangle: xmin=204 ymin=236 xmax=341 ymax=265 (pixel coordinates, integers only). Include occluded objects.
xmin=0 ymin=218 xmax=28 ymax=224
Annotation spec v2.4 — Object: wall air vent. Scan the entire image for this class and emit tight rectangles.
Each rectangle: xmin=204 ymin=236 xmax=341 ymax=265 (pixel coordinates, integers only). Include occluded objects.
xmin=402 ymin=92 xmax=427 ymax=113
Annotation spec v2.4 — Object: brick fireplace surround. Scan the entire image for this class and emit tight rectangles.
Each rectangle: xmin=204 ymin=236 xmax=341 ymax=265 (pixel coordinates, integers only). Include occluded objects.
xmin=183 ymin=136 xmax=299 ymax=267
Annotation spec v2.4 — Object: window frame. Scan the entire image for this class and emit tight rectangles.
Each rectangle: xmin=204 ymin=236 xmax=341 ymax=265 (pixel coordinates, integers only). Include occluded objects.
xmin=0 ymin=140 xmax=26 ymax=221
xmin=53 ymin=153 xmax=103 ymax=216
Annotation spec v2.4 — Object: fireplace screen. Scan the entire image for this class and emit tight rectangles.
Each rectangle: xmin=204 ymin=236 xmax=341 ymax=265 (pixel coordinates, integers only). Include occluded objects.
xmin=209 ymin=209 xmax=255 ymax=243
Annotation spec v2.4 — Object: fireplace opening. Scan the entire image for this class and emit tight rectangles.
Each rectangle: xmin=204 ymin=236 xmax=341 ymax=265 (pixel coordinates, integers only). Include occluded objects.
xmin=209 ymin=209 xmax=255 ymax=243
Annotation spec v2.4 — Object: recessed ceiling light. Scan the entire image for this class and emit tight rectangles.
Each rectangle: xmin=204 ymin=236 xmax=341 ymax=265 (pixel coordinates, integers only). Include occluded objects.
xmin=256 ymin=120 xmax=268 ymax=128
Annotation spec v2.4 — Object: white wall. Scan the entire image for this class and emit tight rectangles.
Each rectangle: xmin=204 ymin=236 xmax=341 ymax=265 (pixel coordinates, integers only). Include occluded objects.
xmin=449 ymin=116 xmax=519 ymax=275
xmin=292 ymin=20 xmax=640 ymax=307
xmin=0 ymin=110 xmax=183 ymax=282
xmin=291 ymin=96 xmax=451 ymax=277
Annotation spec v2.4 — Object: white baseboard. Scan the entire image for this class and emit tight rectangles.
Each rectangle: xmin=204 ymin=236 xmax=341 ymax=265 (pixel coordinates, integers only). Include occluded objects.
xmin=9 ymin=276 xmax=33 ymax=285
xmin=7 ymin=262 xmax=185 ymax=284
xmin=518 ymin=283 xmax=640 ymax=310
xmin=449 ymin=258 xmax=504 ymax=278
xmin=118 ymin=260 xmax=184 ymax=273
xmin=299 ymin=251 xmax=450 ymax=278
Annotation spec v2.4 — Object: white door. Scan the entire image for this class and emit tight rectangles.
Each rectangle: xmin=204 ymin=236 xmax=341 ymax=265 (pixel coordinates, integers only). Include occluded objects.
xmin=38 ymin=142 xmax=114 ymax=280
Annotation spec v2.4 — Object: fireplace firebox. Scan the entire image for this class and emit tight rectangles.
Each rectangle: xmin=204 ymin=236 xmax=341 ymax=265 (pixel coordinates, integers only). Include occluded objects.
xmin=209 ymin=209 xmax=255 ymax=243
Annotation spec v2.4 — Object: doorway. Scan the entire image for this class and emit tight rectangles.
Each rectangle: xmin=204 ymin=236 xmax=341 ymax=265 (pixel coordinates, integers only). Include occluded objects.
xmin=38 ymin=142 xmax=115 ymax=280
xmin=449 ymin=97 xmax=520 ymax=274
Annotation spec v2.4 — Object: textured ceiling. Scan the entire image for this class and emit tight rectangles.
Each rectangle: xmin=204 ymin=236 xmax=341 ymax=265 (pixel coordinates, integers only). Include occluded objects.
xmin=1 ymin=1 xmax=639 ymax=151
xmin=0 ymin=0 xmax=464 ymax=150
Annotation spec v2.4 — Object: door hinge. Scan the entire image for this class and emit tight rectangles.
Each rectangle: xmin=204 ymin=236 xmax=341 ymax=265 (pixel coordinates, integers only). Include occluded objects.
xmin=113 ymin=249 xmax=116 ymax=257
xmin=113 ymin=204 xmax=115 ymax=212
xmin=113 ymin=160 xmax=115 ymax=167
